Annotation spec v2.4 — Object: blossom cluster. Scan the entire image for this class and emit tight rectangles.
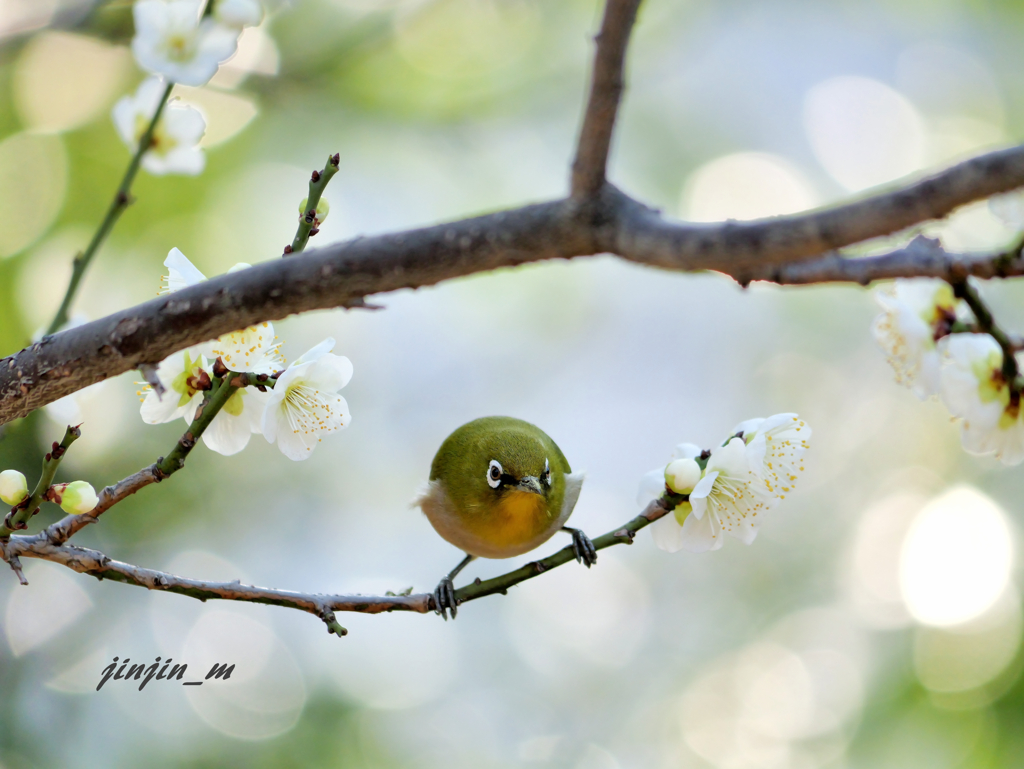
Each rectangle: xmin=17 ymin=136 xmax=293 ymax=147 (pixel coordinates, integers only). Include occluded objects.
xmin=638 ymin=414 xmax=811 ymax=553
xmin=112 ymin=0 xmax=265 ymax=175
xmin=139 ymin=250 xmax=353 ymax=460
xmin=873 ymin=278 xmax=1024 ymax=465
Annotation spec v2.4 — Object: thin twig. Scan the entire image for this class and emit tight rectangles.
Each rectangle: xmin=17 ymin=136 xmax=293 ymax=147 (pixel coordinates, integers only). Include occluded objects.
xmin=950 ymin=277 xmax=1021 ymax=385
xmin=13 ymin=540 xmax=429 ymax=628
xmin=0 ymin=539 xmax=28 ymax=585
xmin=6 ymin=495 xmax=682 ymax=635
xmin=571 ymin=0 xmax=642 ymax=197
xmin=743 ymin=235 xmax=1024 ymax=286
xmin=0 ymin=425 xmax=80 ymax=538
xmin=455 ymin=495 xmax=677 ymax=605
xmin=154 ymin=376 xmax=238 ymax=477
xmin=46 ymin=464 xmax=164 ymax=544
xmin=43 ymin=374 xmax=253 ymax=544
xmin=285 ymin=154 xmax=340 ymax=256
xmin=45 ymin=81 xmax=175 ymax=336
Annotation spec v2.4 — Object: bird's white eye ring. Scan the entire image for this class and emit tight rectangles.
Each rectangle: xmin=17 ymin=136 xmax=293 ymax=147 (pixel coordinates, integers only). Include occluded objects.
xmin=542 ymin=458 xmax=551 ymax=486
xmin=487 ymin=460 xmax=503 ymax=489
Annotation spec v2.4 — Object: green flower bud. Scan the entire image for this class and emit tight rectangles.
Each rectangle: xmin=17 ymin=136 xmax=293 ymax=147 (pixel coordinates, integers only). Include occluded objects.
xmin=0 ymin=469 xmax=29 ymax=506
xmin=60 ymin=481 xmax=98 ymax=515
xmin=665 ymin=457 xmax=701 ymax=495
xmin=299 ymin=197 xmax=329 ymax=222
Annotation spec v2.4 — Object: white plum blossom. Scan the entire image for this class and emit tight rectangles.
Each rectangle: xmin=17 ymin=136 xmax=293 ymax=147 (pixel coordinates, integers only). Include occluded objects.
xmin=209 ymin=321 xmax=283 ymax=375
xmin=941 ymin=333 xmax=1024 ymax=465
xmin=139 ymin=348 xmax=211 ymax=424
xmin=161 ymin=246 xmax=207 ymax=293
xmin=154 ymin=250 xmax=285 ymax=455
xmin=214 ymin=0 xmax=263 ymax=28
xmin=873 ymin=279 xmax=958 ymax=399
xmin=683 ymin=437 xmax=777 ymax=552
xmin=733 ymin=413 xmax=810 ymax=500
xmin=142 ymin=250 xmax=354 ymax=459
xmin=202 ymin=321 xmax=284 ymax=455
xmin=262 ymin=338 xmax=353 ymax=460
xmin=641 ymin=443 xmax=704 ymax=553
xmin=112 ymin=77 xmax=206 ymax=175
xmin=132 ymin=0 xmax=241 ymax=87
xmin=644 ymin=432 xmax=791 ymax=555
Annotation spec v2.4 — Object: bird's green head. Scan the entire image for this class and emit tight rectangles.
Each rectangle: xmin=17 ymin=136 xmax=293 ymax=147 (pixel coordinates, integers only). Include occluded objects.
xmin=430 ymin=416 xmax=571 ymax=523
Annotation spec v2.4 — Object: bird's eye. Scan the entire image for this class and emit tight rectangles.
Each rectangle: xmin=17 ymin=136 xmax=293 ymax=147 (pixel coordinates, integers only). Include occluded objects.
xmin=542 ymin=458 xmax=551 ymax=486
xmin=487 ymin=460 xmax=503 ymax=489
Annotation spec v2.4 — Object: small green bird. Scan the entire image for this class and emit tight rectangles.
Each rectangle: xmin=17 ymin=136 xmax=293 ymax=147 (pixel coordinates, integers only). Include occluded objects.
xmin=416 ymin=416 xmax=596 ymax=619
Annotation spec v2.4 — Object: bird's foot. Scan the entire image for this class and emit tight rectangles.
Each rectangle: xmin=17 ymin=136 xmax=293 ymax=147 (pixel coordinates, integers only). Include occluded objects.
xmin=563 ymin=526 xmax=597 ymax=568
xmin=433 ymin=576 xmax=458 ymax=620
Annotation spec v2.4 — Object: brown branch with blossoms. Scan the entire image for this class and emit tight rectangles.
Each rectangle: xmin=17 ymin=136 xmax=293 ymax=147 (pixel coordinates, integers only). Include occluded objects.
xmin=3 ymin=491 xmax=685 ymax=636
xmin=2 ymin=407 xmax=803 ymax=636
xmin=0 ymin=0 xmax=1022 ymax=639
xmin=7 ymin=150 xmax=1024 ymax=425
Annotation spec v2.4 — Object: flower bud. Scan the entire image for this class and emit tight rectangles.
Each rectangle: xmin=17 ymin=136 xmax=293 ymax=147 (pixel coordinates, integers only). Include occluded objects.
xmin=299 ymin=197 xmax=329 ymax=222
xmin=0 ymin=469 xmax=29 ymax=506
xmin=60 ymin=481 xmax=98 ymax=515
xmin=665 ymin=458 xmax=701 ymax=494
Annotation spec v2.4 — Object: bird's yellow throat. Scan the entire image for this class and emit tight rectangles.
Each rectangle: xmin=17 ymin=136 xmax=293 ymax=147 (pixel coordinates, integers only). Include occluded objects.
xmin=474 ymin=489 xmax=549 ymax=549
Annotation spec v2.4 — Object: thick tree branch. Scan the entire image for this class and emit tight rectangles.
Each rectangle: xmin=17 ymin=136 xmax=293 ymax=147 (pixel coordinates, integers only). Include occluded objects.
xmin=571 ymin=0 xmax=642 ymax=197
xmin=610 ymin=149 xmax=1024 ymax=274
xmin=3 ymin=496 xmax=679 ymax=633
xmin=0 ymin=199 xmax=591 ymax=425
xmin=5 ymin=152 xmax=1024 ymax=426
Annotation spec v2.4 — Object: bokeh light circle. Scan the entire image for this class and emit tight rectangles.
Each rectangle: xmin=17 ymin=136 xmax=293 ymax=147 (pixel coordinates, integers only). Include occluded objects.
xmin=899 ymin=487 xmax=1014 ymax=628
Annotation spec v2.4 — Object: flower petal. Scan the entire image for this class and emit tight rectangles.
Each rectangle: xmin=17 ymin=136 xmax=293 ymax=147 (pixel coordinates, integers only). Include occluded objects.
xmin=679 ymin=509 xmax=723 ymax=552
xmin=306 ymin=353 xmax=354 ymax=392
xmin=164 ymin=247 xmax=207 ymax=291
xmin=292 ymin=338 xmax=335 ymax=367
xmin=636 ymin=468 xmax=666 ymax=507
xmin=706 ymin=437 xmax=748 ymax=478
xmin=731 ymin=417 xmax=764 ymax=437
xmin=202 ymin=410 xmax=252 ymax=455
xmin=672 ymin=442 xmax=703 ymax=460
xmin=651 ymin=513 xmax=685 ymax=553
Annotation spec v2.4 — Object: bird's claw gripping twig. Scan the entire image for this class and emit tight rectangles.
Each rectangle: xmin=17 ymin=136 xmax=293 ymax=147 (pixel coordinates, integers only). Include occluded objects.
xmin=433 ymin=576 xmax=458 ymax=620
xmin=564 ymin=526 xmax=597 ymax=568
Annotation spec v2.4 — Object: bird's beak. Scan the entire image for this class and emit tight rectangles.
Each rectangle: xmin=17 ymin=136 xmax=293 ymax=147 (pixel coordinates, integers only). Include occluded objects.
xmin=515 ymin=476 xmax=543 ymax=495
